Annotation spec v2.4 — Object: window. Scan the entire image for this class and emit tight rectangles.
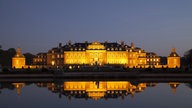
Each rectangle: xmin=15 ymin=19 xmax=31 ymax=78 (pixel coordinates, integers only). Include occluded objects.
xmin=52 ymin=55 xmax=55 ymax=59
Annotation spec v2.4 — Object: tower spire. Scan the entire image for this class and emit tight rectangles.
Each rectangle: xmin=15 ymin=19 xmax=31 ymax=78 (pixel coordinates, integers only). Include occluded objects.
xmin=172 ymin=47 xmax=176 ymax=53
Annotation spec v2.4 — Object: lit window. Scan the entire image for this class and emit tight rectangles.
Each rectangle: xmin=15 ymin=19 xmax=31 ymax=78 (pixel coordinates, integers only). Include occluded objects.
xmin=52 ymin=55 xmax=55 ymax=59
xmin=51 ymin=61 xmax=55 ymax=65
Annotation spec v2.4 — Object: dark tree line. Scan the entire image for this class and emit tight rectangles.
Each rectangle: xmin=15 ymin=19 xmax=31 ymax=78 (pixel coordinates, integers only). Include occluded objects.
xmin=0 ymin=47 xmax=35 ymax=67
xmin=184 ymin=49 xmax=192 ymax=66
xmin=24 ymin=53 xmax=35 ymax=65
xmin=0 ymin=48 xmax=16 ymax=67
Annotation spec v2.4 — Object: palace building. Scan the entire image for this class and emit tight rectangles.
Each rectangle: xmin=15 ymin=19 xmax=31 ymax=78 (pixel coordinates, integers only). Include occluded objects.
xmin=63 ymin=41 xmax=146 ymax=67
xmin=47 ymin=43 xmax=64 ymax=67
xmin=13 ymin=41 xmax=180 ymax=69
xmin=12 ymin=48 xmax=26 ymax=68
xmin=146 ymin=52 xmax=160 ymax=66
xmin=167 ymin=48 xmax=180 ymax=68
xmin=33 ymin=53 xmax=47 ymax=66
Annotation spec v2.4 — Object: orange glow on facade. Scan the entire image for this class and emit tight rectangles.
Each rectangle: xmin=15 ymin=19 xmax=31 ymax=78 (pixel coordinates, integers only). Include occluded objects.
xmin=31 ymin=41 xmax=181 ymax=68
xmin=64 ymin=41 xmax=147 ymax=67
xmin=167 ymin=48 xmax=180 ymax=68
xmin=12 ymin=48 xmax=25 ymax=68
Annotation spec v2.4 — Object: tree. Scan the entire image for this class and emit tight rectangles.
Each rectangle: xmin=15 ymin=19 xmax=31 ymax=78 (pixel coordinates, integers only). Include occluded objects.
xmin=24 ymin=53 xmax=35 ymax=65
xmin=184 ymin=49 xmax=192 ymax=66
xmin=0 ymin=48 xmax=16 ymax=67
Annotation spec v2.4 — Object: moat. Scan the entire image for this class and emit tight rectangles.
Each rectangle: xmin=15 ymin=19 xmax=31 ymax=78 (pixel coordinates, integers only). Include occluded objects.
xmin=0 ymin=79 xmax=192 ymax=108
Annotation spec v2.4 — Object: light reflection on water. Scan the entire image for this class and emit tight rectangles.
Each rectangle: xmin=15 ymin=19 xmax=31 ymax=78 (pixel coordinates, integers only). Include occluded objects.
xmin=0 ymin=81 xmax=192 ymax=108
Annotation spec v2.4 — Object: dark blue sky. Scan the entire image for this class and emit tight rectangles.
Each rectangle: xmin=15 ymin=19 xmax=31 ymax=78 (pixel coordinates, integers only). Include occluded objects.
xmin=0 ymin=0 xmax=192 ymax=56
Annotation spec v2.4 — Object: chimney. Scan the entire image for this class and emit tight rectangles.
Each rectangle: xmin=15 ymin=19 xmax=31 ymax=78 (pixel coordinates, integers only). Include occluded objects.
xmin=131 ymin=42 xmax=134 ymax=49
xmin=121 ymin=41 xmax=124 ymax=46
xmin=59 ymin=43 xmax=62 ymax=48
xmin=68 ymin=40 xmax=72 ymax=46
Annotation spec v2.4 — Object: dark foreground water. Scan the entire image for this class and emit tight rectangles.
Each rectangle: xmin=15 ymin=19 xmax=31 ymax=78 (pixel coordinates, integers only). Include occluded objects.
xmin=0 ymin=81 xmax=192 ymax=108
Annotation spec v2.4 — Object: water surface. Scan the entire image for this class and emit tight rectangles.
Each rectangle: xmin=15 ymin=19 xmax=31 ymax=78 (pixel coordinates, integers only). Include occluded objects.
xmin=0 ymin=81 xmax=192 ymax=108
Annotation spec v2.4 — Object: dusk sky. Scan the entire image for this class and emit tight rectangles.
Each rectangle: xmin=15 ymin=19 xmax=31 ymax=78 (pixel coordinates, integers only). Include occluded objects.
xmin=0 ymin=0 xmax=192 ymax=56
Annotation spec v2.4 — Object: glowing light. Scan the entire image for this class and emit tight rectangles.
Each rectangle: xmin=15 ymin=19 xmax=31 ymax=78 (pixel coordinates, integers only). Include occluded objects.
xmin=51 ymin=61 xmax=55 ymax=66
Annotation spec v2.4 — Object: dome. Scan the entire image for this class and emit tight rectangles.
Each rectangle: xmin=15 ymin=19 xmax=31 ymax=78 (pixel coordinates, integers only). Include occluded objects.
xmin=168 ymin=48 xmax=180 ymax=57
xmin=14 ymin=48 xmax=25 ymax=58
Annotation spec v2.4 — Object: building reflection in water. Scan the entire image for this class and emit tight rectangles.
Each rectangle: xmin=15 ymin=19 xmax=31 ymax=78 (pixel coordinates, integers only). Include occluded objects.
xmin=0 ymin=81 xmax=181 ymax=100
xmin=168 ymin=82 xmax=180 ymax=94
xmin=36 ymin=81 xmax=158 ymax=100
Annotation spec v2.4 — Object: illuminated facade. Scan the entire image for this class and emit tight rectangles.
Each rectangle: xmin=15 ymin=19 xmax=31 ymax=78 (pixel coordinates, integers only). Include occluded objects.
xmin=33 ymin=53 xmax=47 ymax=65
xmin=30 ymin=41 xmax=180 ymax=68
xmin=12 ymin=48 xmax=25 ymax=68
xmin=167 ymin=48 xmax=180 ymax=68
xmin=47 ymin=43 xmax=64 ymax=67
xmin=64 ymin=41 xmax=146 ymax=67
xmin=146 ymin=52 xmax=160 ymax=66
